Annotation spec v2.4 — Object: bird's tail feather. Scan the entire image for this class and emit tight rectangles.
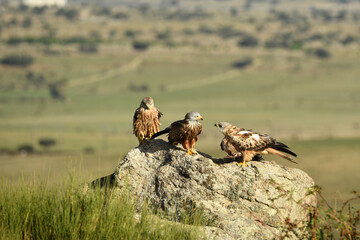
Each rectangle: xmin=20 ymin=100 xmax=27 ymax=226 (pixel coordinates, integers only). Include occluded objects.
xmin=267 ymin=148 xmax=298 ymax=164
xmin=272 ymin=144 xmax=297 ymax=157
xmin=151 ymin=127 xmax=170 ymax=139
xmin=276 ymin=141 xmax=290 ymax=149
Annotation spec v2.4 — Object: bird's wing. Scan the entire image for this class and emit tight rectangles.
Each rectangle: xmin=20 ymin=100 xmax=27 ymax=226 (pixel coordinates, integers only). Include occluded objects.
xmin=220 ymin=138 xmax=226 ymax=151
xmin=133 ymin=107 xmax=140 ymax=125
xmin=168 ymin=120 xmax=188 ymax=142
xmin=157 ymin=108 xmax=163 ymax=119
xmin=228 ymin=129 xmax=275 ymax=152
xmin=221 ymin=137 xmax=238 ymax=155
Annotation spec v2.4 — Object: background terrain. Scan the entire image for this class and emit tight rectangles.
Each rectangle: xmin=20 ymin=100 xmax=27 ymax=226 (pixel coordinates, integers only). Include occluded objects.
xmin=0 ymin=0 xmax=359 ymax=204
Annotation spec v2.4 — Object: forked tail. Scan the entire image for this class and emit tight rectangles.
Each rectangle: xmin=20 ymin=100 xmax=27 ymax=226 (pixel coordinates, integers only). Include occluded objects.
xmin=267 ymin=148 xmax=298 ymax=164
xmin=151 ymin=127 xmax=170 ymax=139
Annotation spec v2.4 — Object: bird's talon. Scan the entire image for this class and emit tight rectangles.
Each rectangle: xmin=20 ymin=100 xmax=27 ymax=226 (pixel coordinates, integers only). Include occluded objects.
xmin=190 ymin=148 xmax=197 ymax=155
xmin=237 ymin=161 xmax=247 ymax=167
xmin=186 ymin=149 xmax=193 ymax=155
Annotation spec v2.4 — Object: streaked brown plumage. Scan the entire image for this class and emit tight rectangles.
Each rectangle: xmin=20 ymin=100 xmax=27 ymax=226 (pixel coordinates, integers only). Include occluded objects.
xmin=220 ymin=137 xmax=242 ymax=158
xmin=152 ymin=111 xmax=203 ymax=155
xmin=133 ymin=97 xmax=162 ymax=143
xmin=215 ymin=122 xmax=297 ymax=166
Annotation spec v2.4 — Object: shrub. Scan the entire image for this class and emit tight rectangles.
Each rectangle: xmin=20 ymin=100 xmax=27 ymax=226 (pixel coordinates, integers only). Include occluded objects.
xmin=132 ymin=40 xmax=150 ymax=51
xmin=17 ymin=144 xmax=34 ymax=154
xmin=341 ymin=35 xmax=358 ymax=45
xmin=113 ymin=12 xmax=129 ymax=20
xmin=48 ymin=81 xmax=66 ymax=101
xmin=306 ymin=48 xmax=331 ymax=59
xmin=6 ymin=36 xmax=23 ymax=45
xmin=83 ymin=146 xmax=95 ymax=154
xmin=56 ymin=8 xmax=79 ymax=20
xmin=1 ymin=54 xmax=34 ymax=67
xmin=155 ymin=29 xmax=171 ymax=40
xmin=237 ymin=35 xmax=259 ymax=47
xmin=306 ymin=188 xmax=360 ymax=239
xmin=124 ymin=29 xmax=141 ymax=38
xmin=38 ymin=138 xmax=57 ymax=149
xmin=32 ymin=6 xmax=47 ymax=15
xmin=232 ymin=57 xmax=253 ymax=69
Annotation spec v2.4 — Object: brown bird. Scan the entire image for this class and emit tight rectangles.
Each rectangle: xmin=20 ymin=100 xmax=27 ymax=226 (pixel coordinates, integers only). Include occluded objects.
xmin=215 ymin=122 xmax=297 ymax=166
xmin=133 ymin=97 xmax=163 ymax=143
xmin=220 ymin=137 xmax=242 ymax=159
xmin=152 ymin=111 xmax=203 ymax=155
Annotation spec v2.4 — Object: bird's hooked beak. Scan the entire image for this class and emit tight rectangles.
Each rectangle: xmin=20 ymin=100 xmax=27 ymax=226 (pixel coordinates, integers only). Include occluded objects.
xmin=146 ymin=104 xmax=150 ymax=109
xmin=214 ymin=123 xmax=219 ymax=128
xmin=197 ymin=115 xmax=203 ymax=120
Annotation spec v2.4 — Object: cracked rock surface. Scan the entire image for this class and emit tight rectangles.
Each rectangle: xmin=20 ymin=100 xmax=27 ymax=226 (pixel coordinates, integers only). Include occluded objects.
xmin=102 ymin=139 xmax=316 ymax=239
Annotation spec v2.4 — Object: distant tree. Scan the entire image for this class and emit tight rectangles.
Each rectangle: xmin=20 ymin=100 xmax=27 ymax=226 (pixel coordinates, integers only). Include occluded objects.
xmin=112 ymin=11 xmax=129 ymax=20
xmin=38 ymin=138 xmax=56 ymax=150
xmin=155 ymin=29 xmax=171 ymax=40
xmin=132 ymin=40 xmax=150 ymax=51
xmin=48 ymin=80 xmax=67 ymax=101
xmin=56 ymin=7 xmax=79 ymax=20
xmin=341 ymin=35 xmax=357 ymax=45
xmin=232 ymin=57 xmax=253 ymax=69
xmin=1 ymin=54 xmax=34 ymax=67
xmin=17 ymin=144 xmax=34 ymax=154
xmin=237 ymin=35 xmax=259 ymax=47
xmin=306 ymin=48 xmax=331 ymax=59
xmin=32 ymin=6 xmax=47 ymax=15
xmin=124 ymin=29 xmax=140 ymax=38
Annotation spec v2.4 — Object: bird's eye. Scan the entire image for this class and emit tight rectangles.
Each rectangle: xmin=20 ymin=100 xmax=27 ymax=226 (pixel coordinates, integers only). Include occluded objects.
xmin=219 ymin=124 xmax=222 ymax=128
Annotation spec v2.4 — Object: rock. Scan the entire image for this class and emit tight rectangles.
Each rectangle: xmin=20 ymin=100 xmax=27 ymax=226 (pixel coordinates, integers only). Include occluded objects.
xmin=93 ymin=139 xmax=316 ymax=239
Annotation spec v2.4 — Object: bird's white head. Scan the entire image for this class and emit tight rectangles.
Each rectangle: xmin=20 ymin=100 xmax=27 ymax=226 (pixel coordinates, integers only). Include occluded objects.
xmin=185 ymin=111 xmax=203 ymax=122
xmin=214 ymin=122 xmax=231 ymax=134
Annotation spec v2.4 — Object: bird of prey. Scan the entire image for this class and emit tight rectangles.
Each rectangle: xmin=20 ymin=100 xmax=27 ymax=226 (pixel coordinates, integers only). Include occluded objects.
xmin=152 ymin=111 xmax=203 ymax=155
xmin=133 ymin=97 xmax=163 ymax=144
xmin=214 ymin=122 xmax=297 ymax=166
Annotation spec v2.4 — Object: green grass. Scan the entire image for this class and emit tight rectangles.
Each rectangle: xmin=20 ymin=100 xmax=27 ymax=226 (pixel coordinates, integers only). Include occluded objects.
xmin=1 ymin=2 xmax=360 ymax=225
xmin=0 ymin=179 xmax=206 ymax=240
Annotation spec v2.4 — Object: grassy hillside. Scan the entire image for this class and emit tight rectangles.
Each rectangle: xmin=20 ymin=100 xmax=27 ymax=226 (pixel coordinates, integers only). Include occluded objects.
xmin=0 ymin=1 xmax=359 ymax=205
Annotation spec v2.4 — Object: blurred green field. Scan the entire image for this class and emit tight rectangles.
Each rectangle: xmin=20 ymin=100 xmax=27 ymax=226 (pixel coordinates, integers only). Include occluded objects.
xmin=0 ymin=2 xmax=360 ymax=206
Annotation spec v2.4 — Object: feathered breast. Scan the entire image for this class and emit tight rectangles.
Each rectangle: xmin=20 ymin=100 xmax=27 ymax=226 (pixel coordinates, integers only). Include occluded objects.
xmin=133 ymin=107 xmax=161 ymax=137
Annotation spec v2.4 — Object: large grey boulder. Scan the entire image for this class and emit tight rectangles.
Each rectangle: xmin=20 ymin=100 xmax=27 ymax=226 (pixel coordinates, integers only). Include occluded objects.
xmin=95 ymin=139 xmax=316 ymax=239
